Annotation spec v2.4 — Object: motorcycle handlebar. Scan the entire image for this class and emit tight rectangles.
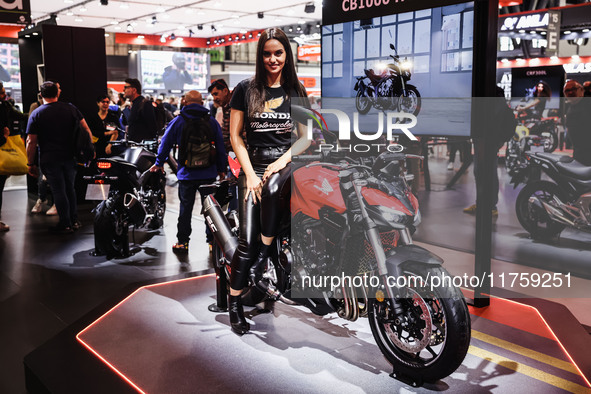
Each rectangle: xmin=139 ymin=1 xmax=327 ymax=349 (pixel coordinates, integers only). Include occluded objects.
xmin=292 ymin=154 xmax=323 ymax=162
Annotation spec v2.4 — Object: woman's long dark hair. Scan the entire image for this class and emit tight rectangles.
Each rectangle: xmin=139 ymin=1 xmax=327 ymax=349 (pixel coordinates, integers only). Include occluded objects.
xmin=247 ymin=27 xmax=307 ymax=117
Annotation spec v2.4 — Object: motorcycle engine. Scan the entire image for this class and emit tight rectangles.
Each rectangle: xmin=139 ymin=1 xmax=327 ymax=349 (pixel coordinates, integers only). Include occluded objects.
xmin=377 ymin=78 xmax=394 ymax=97
xmin=294 ymin=222 xmax=337 ymax=281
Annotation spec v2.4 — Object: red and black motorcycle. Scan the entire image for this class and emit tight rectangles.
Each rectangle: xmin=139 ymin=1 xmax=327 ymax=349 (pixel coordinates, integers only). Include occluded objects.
xmin=201 ymin=112 xmax=470 ymax=385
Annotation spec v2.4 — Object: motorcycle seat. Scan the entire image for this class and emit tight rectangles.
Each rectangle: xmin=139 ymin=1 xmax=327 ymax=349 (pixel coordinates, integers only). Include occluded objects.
xmin=556 ymin=159 xmax=591 ymax=180
xmin=533 ymin=152 xmax=572 ymax=164
xmin=105 ymin=157 xmax=140 ymax=173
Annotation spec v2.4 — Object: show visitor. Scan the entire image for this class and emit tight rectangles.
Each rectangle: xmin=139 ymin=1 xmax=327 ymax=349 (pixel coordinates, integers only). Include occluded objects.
xmin=149 ymin=90 xmax=227 ymax=253
xmin=208 ymin=78 xmax=240 ymax=211
xmin=563 ymin=79 xmax=591 ymax=166
xmin=464 ymin=87 xmax=515 ymax=216
xmin=25 ymin=81 xmax=94 ymax=233
xmin=227 ymin=27 xmax=310 ymax=336
xmin=0 ymin=83 xmax=27 ymax=230
xmin=122 ymin=78 xmax=157 ymax=142
xmin=87 ymin=93 xmax=120 ymax=157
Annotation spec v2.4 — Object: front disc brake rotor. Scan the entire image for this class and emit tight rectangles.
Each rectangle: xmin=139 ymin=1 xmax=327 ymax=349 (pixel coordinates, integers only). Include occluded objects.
xmin=384 ymin=288 xmax=433 ymax=353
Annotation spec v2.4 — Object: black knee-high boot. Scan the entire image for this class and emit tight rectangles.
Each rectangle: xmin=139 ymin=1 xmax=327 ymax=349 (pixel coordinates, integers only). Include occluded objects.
xmin=249 ymin=243 xmax=271 ymax=285
xmin=229 ymin=294 xmax=249 ymax=335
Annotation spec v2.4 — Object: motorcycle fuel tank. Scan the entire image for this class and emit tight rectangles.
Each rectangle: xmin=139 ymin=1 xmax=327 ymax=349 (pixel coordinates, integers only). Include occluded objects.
xmin=292 ymin=165 xmax=346 ymax=220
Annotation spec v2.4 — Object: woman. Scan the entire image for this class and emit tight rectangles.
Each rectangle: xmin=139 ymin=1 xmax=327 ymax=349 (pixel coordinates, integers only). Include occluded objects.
xmin=517 ymin=80 xmax=551 ymax=119
xmin=228 ymin=28 xmax=310 ymax=335
xmin=87 ymin=94 xmax=120 ymax=157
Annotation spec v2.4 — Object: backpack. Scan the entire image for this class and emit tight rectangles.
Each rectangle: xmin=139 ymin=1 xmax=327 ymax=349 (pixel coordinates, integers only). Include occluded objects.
xmin=179 ymin=112 xmax=216 ymax=169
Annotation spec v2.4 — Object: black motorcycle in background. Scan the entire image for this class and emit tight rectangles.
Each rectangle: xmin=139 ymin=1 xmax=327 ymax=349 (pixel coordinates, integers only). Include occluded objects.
xmin=511 ymin=151 xmax=591 ymax=239
xmin=354 ymin=44 xmax=421 ymax=116
xmin=84 ymin=140 xmax=166 ymax=258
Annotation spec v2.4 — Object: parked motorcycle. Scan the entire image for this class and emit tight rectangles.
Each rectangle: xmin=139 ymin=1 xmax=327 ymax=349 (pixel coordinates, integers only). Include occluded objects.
xmin=511 ymin=151 xmax=591 ymax=239
xmin=84 ymin=139 xmax=166 ymax=258
xmin=201 ymin=110 xmax=470 ymax=385
xmin=354 ymin=44 xmax=421 ymax=117
xmin=505 ymin=124 xmax=546 ymax=178
xmin=514 ymin=94 xmax=559 ymax=153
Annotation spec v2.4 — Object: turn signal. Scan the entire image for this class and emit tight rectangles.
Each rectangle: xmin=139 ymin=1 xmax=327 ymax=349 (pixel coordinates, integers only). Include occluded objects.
xmin=375 ymin=289 xmax=385 ymax=302
xmin=97 ymin=162 xmax=111 ymax=169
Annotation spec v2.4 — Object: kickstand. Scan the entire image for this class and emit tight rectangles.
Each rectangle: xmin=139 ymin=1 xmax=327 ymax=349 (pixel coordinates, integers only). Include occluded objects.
xmin=208 ymin=265 xmax=228 ymax=312
xmin=389 ymin=370 xmax=423 ymax=388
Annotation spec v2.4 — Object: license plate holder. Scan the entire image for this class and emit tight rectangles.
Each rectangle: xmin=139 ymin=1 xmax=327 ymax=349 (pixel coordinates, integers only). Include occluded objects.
xmin=86 ymin=184 xmax=110 ymax=200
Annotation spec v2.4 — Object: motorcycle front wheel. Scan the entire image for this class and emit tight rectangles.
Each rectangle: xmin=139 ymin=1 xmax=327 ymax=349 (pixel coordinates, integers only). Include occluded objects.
xmin=368 ymin=265 xmax=470 ymax=383
xmin=516 ymin=180 xmax=566 ymax=239
xmin=356 ymin=89 xmax=373 ymax=115
xmin=398 ymin=85 xmax=421 ymax=117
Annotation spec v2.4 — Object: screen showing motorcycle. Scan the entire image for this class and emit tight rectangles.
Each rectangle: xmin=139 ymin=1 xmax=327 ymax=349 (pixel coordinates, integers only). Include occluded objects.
xmin=321 ymin=2 xmax=474 ymax=137
xmin=138 ymin=50 xmax=209 ymax=93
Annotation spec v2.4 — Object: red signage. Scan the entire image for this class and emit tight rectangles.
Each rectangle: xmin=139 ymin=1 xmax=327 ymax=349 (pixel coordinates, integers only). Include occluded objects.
xmin=297 ymin=45 xmax=321 ymax=62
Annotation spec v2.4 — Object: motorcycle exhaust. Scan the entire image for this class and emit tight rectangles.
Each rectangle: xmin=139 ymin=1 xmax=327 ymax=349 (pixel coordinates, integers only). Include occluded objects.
xmin=541 ymin=201 xmax=576 ymax=226
xmin=202 ymin=195 xmax=239 ymax=262
xmin=123 ymin=193 xmax=146 ymax=226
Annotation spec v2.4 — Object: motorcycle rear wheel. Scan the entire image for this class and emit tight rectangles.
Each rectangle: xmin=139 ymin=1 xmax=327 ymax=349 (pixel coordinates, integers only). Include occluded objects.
xmin=541 ymin=129 xmax=558 ymax=153
xmin=146 ymin=174 xmax=166 ymax=229
xmin=516 ymin=180 xmax=566 ymax=240
xmin=94 ymin=198 xmax=130 ymax=259
xmin=356 ymin=89 xmax=372 ymax=115
xmin=368 ymin=265 xmax=470 ymax=383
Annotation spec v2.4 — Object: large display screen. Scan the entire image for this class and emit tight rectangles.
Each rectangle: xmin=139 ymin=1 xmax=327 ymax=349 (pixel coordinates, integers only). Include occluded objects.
xmin=321 ymin=2 xmax=474 ymax=137
xmin=139 ymin=50 xmax=209 ymax=92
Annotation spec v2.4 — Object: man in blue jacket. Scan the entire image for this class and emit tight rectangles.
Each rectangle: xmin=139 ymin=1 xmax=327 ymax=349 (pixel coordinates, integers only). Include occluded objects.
xmin=150 ymin=90 xmax=227 ymax=253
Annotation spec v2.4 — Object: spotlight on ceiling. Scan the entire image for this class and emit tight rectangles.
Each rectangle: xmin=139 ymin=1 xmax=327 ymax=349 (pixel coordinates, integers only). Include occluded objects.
xmin=151 ymin=16 xmax=157 ymax=24
xmin=197 ymin=24 xmax=203 ymax=30
xmin=258 ymin=12 xmax=264 ymax=19
xmin=160 ymin=35 xmax=166 ymax=43
xmin=211 ymin=24 xmax=216 ymax=32
xmin=207 ymin=40 xmax=210 ymax=45
xmin=288 ymin=26 xmax=293 ymax=32
xmin=304 ymin=3 xmax=315 ymax=13
xmin=170 ymin=33 xmax=176 ymax=40
xmin=189 ymin=29 xmax=194 ymax=37
xmin=126 ymin=24 xmax=133 ymax=32
xmin=100 ymin=0 xmax=108 ymax=5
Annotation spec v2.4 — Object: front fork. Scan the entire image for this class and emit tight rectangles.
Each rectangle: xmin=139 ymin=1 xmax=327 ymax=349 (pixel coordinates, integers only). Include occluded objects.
xmin=351 ymin=178 xmax=409 ymax=317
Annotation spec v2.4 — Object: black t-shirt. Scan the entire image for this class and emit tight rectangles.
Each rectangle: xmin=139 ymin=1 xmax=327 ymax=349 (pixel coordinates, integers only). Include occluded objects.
xmin=26 ymin=101 xmax=83 ymax=165
xmin=87 ymin=110 xmax=120 ymax=157
xmin=229 ymin=79 xmax=294 ymax=148
xmin=127 ymin=95 xmax=157 ymax=142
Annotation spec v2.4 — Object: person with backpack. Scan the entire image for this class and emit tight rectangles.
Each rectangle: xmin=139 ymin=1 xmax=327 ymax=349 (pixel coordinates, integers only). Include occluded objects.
xmin=149 ymin=90 xmax=227 ymax=253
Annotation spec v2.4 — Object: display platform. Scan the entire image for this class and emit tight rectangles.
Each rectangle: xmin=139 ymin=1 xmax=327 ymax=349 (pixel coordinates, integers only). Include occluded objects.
xmin=25 ymin=273 xmax=591 ymax=393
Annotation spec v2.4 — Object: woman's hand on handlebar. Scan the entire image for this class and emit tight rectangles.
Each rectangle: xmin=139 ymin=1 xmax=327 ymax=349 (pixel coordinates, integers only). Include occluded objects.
xmin=263 ymin=156 xmax=288 ymax=182
xmin=246 ymin=173 xmax=263 ymax=204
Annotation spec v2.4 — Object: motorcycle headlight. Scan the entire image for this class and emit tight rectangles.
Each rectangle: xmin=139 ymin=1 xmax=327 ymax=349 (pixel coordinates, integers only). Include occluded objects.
xmin=377 ymin=205 xmax=407 ymax=225
xmin=401 ymin=60 xmax=412 ymax=70
xmin=375 ymin=62 xmax=387 ymax=72
xmin=413 ymin=208 xmax=422 ymax=227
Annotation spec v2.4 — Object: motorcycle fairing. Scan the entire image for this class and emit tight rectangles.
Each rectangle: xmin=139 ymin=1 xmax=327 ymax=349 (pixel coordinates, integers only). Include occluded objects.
xmin=384 ymin=244 xmax=444 ymax=279
xmin=292 ymin=165 xmax=346 ymax=219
